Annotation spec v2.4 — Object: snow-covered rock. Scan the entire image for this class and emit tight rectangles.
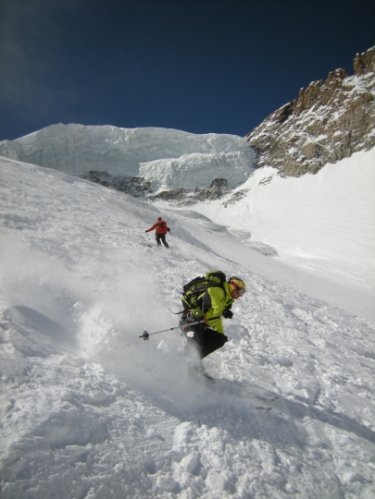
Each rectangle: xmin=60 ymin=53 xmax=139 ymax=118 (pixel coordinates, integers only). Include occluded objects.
xmin=247 ymin=46 xmax=375 ymax=176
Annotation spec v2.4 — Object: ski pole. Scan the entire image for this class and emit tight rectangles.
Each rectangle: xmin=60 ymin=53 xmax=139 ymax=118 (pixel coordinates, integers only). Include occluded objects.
xmin=139 ymin=316 xmax=221 ymax=340
xmin=139 ymin=319 xmax=204 ymax=340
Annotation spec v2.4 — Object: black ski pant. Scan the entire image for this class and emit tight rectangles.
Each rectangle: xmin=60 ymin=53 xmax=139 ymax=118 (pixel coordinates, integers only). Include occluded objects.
xmin=187 ymin=323 xmax=228 ymax=359
xmin=156 ymin=233 xmax=169 ymax=248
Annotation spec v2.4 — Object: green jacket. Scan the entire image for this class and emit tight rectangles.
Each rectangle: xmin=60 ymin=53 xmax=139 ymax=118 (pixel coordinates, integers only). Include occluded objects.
xmin=202 ymin=282 xmax=233 ymax=334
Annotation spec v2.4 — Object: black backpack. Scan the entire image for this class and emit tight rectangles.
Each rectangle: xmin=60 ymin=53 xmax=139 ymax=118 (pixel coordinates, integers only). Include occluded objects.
xmin=182 ymin=271 xmax=226 ymax=312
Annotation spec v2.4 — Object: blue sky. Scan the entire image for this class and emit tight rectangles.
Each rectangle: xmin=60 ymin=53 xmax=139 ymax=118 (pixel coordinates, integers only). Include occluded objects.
xmin=0 ymin=0 xmax=374 ymax=140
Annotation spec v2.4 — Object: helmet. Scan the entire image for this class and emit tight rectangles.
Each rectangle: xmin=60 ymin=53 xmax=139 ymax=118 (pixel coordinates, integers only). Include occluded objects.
xmin=228 ymin=276 xmax=246 ymax=296
xmin=229 ymin=276 xmax=246 ymax=289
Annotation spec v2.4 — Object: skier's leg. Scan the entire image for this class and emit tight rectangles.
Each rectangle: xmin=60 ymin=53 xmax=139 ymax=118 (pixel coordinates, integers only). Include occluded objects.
xmin=181 ymin=323 xmax=204 ymax=355
xmin=161 ymin=235 xmax=169 ymax=248
xmin=198 ymin=328 xmax=228 ymax=358
xmin=156 ymin=234 xmax=162 ymax=246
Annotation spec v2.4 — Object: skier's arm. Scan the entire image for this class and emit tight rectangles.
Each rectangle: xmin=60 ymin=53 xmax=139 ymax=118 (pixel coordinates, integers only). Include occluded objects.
xmin=145 ymin=223 xmax=157 ymax=232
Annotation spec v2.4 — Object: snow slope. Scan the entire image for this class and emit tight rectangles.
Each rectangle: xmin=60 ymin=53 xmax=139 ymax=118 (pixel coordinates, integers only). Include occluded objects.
xmin=188 ymin=147 xmax=375 ymax=321
xmin=0 ymin=156 xmax=374 ymax=498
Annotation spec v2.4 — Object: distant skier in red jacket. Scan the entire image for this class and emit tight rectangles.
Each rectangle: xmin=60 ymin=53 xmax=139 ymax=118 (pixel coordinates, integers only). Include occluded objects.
xmin=145 ymin=216 xmax=170 ymax=248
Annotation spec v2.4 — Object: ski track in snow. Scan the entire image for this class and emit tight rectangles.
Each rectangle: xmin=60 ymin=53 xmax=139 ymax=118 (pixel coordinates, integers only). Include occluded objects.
xmin=0 ymin=157 xmax=374 ymax=498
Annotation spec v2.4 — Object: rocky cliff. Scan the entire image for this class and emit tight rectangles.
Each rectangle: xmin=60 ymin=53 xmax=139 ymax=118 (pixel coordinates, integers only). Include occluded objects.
xmin=247 ymin=46 xmax=375 ymax=176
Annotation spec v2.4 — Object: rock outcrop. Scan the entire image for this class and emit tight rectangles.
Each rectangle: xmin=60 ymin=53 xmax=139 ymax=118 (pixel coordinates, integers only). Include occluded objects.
xmin=81 ymin=171 xmax=152 ymax=197
xmin=247 ymin=46 xmax=375 ymax=176
xmin=149 ymin=178 xmax=230 ymax=205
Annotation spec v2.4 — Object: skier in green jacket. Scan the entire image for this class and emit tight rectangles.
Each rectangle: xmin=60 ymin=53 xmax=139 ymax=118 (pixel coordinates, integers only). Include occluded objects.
xmin=180 ymin=273 xmax=246 ymax=359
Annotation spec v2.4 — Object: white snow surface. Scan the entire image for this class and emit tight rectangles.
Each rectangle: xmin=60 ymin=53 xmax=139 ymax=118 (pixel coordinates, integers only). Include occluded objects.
xmin=0 ymin=149 xmax=375 ymax=498
xmin=188 ymin=148 xmax=375 ymax=322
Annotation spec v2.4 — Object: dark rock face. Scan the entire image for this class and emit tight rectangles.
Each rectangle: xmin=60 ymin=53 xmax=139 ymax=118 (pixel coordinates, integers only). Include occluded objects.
xmin=81 ymin=171 xmax=152 ymax=197
xmin=149 ymin=178 xmax=230 ymax=205
xmin=82 ymin=171 xmax=230 ymax=205
xmin=208 ymin=178 xmax=229 ymax=196
xmin=246 ymin=46 xmax=375 ymax=176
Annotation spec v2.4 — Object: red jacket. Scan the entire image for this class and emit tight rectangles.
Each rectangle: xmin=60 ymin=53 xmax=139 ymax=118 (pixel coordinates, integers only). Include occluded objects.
xmin=146 ymin=219 xmax=170 ymax=235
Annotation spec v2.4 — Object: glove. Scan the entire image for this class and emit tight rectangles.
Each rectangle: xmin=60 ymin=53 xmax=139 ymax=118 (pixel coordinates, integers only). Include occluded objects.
xmin=145 ymin=230 xmax=148 ymax=233
xmin=167 ymin=228 xmax=170 ymax=232
xmin=223 ymin=309 xmax=233 ymax=319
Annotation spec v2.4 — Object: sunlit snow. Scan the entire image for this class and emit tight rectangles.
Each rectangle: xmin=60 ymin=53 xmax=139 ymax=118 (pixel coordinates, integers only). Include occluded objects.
xmin=188 ymin=148 xmax=375 ymax=322
xmin=0 ymin=128 xmax=374 ymax=498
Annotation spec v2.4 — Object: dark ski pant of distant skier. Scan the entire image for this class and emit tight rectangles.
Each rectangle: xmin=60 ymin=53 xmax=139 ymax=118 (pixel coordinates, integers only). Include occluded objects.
xmin=187 ymin=323 xmax=228 ymax=358
xmin=156 ymin=233 xmax=169 ymax=248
